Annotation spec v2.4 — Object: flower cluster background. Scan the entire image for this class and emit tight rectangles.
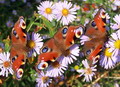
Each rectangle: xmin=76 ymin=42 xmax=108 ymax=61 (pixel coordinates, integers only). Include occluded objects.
xmin=0 ymin=0 xmax=120 ymax=87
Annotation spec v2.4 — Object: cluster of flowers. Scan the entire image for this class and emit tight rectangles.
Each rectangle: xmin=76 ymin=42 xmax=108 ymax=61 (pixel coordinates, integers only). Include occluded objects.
xmin=37 ymin=1 xmax=79 ymax=25
xmin=0 ymin=0 xmax=120 ymax=87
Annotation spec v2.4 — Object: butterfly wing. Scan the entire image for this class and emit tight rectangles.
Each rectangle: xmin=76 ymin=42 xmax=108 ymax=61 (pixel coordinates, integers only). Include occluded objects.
xmin=36 ymin=25 xmax=84 ymax=70
xmin=10 ymin=16 xmax=27 ymax=80
xmin=83 ymin=8 xmax=108 ymax=60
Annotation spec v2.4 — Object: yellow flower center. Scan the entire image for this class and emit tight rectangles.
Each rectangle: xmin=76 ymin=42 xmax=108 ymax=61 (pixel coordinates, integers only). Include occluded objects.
xmin=41 ymin=76 xmax=49 ymax=83
xmin=45 ymin=8 xmax=52 ymax=14
xmin=62 ymin=8 xmax=69 ymax=16
xmin=74 ymin=65 xmax=79 ymax=70
xmin=104 ymin=48 xmax=112 ymax=57
xmin=27 ymin=40 xmax=35 ymax=48
xmin=3 ymin=61 xmax=10 ymax=68
xmin=51 ymin=61 xmax=60 ymax=68
xmin=85 ymin=68 xmax=92 ymax=75
xmin=114 ymin=40 xmax=120 ymax=49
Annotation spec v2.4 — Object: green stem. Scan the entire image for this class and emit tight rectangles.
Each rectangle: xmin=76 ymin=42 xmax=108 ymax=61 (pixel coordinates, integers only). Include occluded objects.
xmin=27 ymin=17 xmax=39 ymax=32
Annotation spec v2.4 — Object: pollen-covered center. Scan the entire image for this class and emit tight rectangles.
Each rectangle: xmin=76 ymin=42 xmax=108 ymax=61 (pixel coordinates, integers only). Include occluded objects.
xmin=104 ymin=48 xmax=112 ymax=57
xmin=51 ymin=61 xmax=60 ymax=68
xmin=114 ymin=40 xmax=120 ymax=49
xmin=45 ymin=8 xmax=52 ymax=14
xmin=41 ymin=76 xmax=49 ymax=83
xmin=27 ymin=40 xmax=35 ymax=48
xmin=3 ymin=61 xmax=10 ymax=68
xmin=85 ymin=68 xmax=92 ymax=75
xmin=62 ymin=8 xmax=69 ymax=16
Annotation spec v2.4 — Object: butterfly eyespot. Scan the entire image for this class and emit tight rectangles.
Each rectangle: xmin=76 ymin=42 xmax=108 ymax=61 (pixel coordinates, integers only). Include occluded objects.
xmin=13 ymin=30 xmax=17 ymax=36
xmin=40 ymin=46 xmax=51 ymax=53
xmin=16 ymin=68 xmax=23 ymax=80
xmin=11 ymin=55 xmax=18 ymax=63
xmin=100 ymin=9 xmax=106 ymax=19
xmin=37 ymin=62 xmax=48 ymax=70
xmin=62 ymin=27 xmax=68 ymax=34
xmin=75 ymin=26 xmax=84 ymax=38
xmin=91 ymin=21 xmax=96 ymax=27
xmin=62 ymin=26 xmax=68 ymax=37
xmin=20 ymin=18 xmax=26 ymax=29
xmin=86 ymin=49 xmax=91 ymax=55
xmin=12 ymin=57 xmax=16 ymax=63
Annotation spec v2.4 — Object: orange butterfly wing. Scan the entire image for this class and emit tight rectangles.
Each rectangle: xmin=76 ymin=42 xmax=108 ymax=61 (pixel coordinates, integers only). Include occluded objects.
xmin=36 ymin=25 xmax=84 ymax=70
xmin=10 ymin=16 xmax=27 ymax=80
xmin=83 ymin=8 xmax=107 ymax=60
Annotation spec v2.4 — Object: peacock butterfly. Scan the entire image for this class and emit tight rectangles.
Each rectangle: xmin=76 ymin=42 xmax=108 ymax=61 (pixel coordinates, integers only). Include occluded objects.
xmin=83 ymin=8 xmax=109 ymax=61
xmin=10 ymin=16 xmax=27 ymax=80
xmin=36 ymin=25 xmax=84 ymax=70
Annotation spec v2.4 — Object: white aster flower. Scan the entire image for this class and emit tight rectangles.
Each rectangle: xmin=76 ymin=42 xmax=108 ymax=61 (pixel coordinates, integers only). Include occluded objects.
xmin=59 ymin=44 xmax=79 ymax=66
xmin=46 ymin=57 xmax=67 ymax=77
xmin=54 ymin=1 xmax=77 ymax=25
xmin=27 ymin=32 xmax=43 ymax=57
xmin=77 ymin=59 xmax=97 ymax=82
xmin=106 ymin=30 xmax=120 ymax=58
xmin=111 ymin=14 xmax=120 ymax=30
xmin=99 ymin=47 xmax=118 ymax=69
xmin=111 ymin=4 xmax=117 ymax=11
xmin=37 ymin=1 xmax=56 ymax=21
xmin=0 ymin=52 xmax=13 ymax=77
xmin=36 ymin=71 xmax=52 ymax=87
xmin=113 ymin=0 xmax=120 ymax=6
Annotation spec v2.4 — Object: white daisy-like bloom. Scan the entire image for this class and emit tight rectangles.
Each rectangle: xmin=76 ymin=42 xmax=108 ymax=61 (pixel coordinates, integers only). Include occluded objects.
xmin=27 ymin=32 xmax=43 ymax=57
xmin=111 ymin=4 xmax=117 ymax=11
xmin=59 ymin=44 xmax=79 ymax=66
xmin=99 ymin=47 xmax=118 ymax=69
xmin=77 ymin=59 xmax=97 ymax=82
xmin=54 ymin=1 xmax=77 ymax=25
xmin=80 ymin=35 xmax=91 ymax=45
xmin=46 ymin=57 xmax=67 ymax=77
xmin=36 ymin=71 xmax=52 ymax=87
xmin=111 ymin=14 xmax=120 ymax=30
xmin=106 ymin=30 xmax=120 ymax=58
xmin=0 ymin=52 xmax=13 ymax=77
xmin=37 ymin=1 xmax=56 ymax=21
xmin=113 ymin=0 xmax=120 ymax=6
